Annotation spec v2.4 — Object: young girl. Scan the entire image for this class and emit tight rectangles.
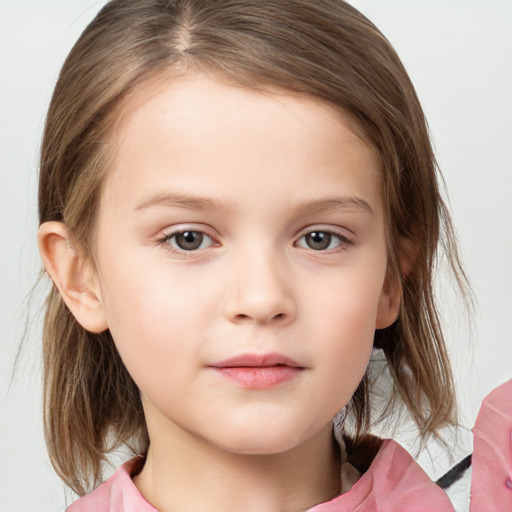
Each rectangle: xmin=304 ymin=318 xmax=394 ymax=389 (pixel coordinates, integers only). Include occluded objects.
xmin=37 ymin=1 xmax=468 ymax=510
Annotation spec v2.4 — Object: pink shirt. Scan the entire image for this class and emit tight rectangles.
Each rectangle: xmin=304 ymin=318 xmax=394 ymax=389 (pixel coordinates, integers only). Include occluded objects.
xmin=67 ymin=439 xmax=454 ymax=511
xmin=470 ymin=379 xmax=512 ymax=512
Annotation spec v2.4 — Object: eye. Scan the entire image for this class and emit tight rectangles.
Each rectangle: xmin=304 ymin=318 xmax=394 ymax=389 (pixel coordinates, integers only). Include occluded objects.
xmin=296 ymin=230 xmax=347 ymax=251
xmin=164 ymin=230 xmax=214 ymax=251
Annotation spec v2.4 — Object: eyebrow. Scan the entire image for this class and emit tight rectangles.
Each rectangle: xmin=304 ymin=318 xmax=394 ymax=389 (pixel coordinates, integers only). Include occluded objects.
xmin=134 ymin=191 xmax=373 ymax=215
xmin=135 ymin=192 xmax=235 ymax=213
xmin=295 ymin=196 xmax=374 ymax=216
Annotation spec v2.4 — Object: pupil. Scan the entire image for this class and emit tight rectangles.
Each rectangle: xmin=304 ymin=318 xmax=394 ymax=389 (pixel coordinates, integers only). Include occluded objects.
xmin=307 ymin=231 xmax=331 ymax=250
xmin=176 ymin=231 xmax=203 ymax=250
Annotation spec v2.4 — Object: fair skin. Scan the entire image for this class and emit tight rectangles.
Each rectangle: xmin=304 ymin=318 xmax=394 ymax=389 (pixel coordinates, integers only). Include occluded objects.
xmin=39 ymin=73 xmax=400 ymax=512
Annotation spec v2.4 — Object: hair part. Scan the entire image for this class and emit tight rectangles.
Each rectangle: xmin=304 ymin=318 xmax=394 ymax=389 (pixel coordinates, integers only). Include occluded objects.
xmin=39 ymin=0 xmax=469 ymax=495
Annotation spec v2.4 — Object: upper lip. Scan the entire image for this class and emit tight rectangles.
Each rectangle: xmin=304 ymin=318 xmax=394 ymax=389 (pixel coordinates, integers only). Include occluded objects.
xmin=209 ymin=353 xmax=303 ymax=368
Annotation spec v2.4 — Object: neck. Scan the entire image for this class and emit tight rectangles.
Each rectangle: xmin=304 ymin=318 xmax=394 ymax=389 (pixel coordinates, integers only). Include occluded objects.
xmin=133 ymin=422 xmax=341 ymax=512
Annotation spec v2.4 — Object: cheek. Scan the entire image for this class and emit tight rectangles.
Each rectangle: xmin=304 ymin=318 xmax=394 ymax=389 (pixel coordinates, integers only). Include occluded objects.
xmin=305 ymin=269 xmax=384 ymax=394
xmin=306 ymin=262 xmax=385 ymax=335
xmin=97 ymin=260 xmax=213 ymax=390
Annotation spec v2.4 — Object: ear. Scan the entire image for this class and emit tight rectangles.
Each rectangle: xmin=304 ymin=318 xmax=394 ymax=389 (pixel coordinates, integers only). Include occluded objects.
xmin=376 ymin=238 xmax=418 ymax=329
xmin=375 ymin=269 xmax=401 ymax=329
xmin=38 ymin=221 xmax=108 ymax=333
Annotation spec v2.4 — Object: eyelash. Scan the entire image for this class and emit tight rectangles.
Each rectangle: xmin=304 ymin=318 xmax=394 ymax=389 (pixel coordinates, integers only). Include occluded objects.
xmin=159 ymin=229 xmax=217 ymax=256
xmin=158 ymin=227 xmax=353 ymax=257
xmin=295 ymin=229 xmax=352 ymax=253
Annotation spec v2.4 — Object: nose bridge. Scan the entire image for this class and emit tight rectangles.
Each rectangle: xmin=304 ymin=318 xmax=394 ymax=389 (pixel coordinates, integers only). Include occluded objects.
xmin=224 ymin=239 xmax=296 ymax=324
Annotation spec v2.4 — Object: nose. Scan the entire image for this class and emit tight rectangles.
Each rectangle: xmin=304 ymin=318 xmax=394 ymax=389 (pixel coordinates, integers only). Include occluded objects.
xmin=223 ymin=249 xmax=296 ymax=326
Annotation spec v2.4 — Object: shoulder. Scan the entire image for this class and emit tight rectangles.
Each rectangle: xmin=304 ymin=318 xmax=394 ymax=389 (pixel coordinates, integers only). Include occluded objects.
xmin=310 ymin=439 xmax=455 ymax=512
xmin=66 ymin=458 xmax=157 ymax=512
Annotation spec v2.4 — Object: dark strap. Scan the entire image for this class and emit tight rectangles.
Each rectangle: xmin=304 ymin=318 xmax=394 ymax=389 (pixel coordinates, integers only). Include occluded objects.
xmin=436 ymin=454 xmax=472 ymax=489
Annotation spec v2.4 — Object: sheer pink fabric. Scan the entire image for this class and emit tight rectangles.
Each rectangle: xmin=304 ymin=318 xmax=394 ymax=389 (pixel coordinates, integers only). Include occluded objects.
xmin=470 ymin=380 xmax=512 ymax=512
xmin=67 ymin=439 xmax=453 ymax=511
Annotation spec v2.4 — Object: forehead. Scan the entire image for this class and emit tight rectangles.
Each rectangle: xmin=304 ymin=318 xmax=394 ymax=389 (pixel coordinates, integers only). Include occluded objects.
xmin=111 ymin=71 xmax=374 ymax=156
xmin=102 ymin=72 xmax=381 ymax=215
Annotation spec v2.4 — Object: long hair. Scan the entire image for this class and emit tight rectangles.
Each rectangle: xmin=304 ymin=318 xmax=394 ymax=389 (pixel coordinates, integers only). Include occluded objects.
xmin=39 ymin=0 xmax=469 ymax=495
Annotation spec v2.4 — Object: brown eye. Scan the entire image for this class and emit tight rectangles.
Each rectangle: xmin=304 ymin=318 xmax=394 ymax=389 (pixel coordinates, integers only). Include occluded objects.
xmin=296 ymin=230 xmax=347 ymax=251
xmin=166 ymin=231 xmax=212 ymax=251
xmin=304 ymin=232 xmax=332 ymax=250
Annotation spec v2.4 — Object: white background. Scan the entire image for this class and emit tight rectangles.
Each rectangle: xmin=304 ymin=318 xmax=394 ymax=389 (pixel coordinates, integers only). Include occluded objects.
xmin=1 ymin=1 xmax=511 ymax=510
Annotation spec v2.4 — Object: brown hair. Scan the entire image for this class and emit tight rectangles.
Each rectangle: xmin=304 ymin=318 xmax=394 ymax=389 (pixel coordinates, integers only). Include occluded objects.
xmin=39 ymin=0 xmax=469 ymax=496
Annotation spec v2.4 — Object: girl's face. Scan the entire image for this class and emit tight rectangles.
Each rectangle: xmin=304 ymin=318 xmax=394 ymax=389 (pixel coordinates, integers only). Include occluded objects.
xmin=92 ymin=73 xmax=398 ymax=455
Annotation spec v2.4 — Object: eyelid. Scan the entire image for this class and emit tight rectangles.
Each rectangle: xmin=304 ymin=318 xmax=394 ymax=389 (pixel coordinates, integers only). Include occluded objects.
xmin=295 ymin=225 xmax=354 ymax=241
xmin=294 ymin=225 xmax=354 ymax=252
xmin=158 ymin=225 xmax=220 ymax=256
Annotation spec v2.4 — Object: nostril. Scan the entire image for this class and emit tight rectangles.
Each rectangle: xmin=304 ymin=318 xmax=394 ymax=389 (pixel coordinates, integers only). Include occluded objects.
xmin=273 ymin=313 xmax=289 ymax=321
xmin=232 ymin=312 xmax=287 ymax=323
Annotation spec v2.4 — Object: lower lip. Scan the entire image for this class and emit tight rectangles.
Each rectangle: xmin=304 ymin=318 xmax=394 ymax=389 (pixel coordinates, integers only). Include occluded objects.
xmin=213 ymin=366 xmax=303 ymax=389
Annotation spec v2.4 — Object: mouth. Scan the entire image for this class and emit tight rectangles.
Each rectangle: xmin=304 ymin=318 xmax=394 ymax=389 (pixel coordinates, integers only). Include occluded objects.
xmin=208 ymin=353 xmax=305 ymax=389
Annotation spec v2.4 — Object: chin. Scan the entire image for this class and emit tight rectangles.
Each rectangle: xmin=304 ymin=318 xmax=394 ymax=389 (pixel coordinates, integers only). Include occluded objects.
xmin=209 ymin=420 xmax=317 ymax=456
xmin=223 ymin=438 xmax=301 ymax=456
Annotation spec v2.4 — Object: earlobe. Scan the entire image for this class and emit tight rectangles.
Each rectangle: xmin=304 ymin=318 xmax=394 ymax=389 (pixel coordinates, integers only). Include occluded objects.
xmin=38 ymin=221 xmax=108 ymax=333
